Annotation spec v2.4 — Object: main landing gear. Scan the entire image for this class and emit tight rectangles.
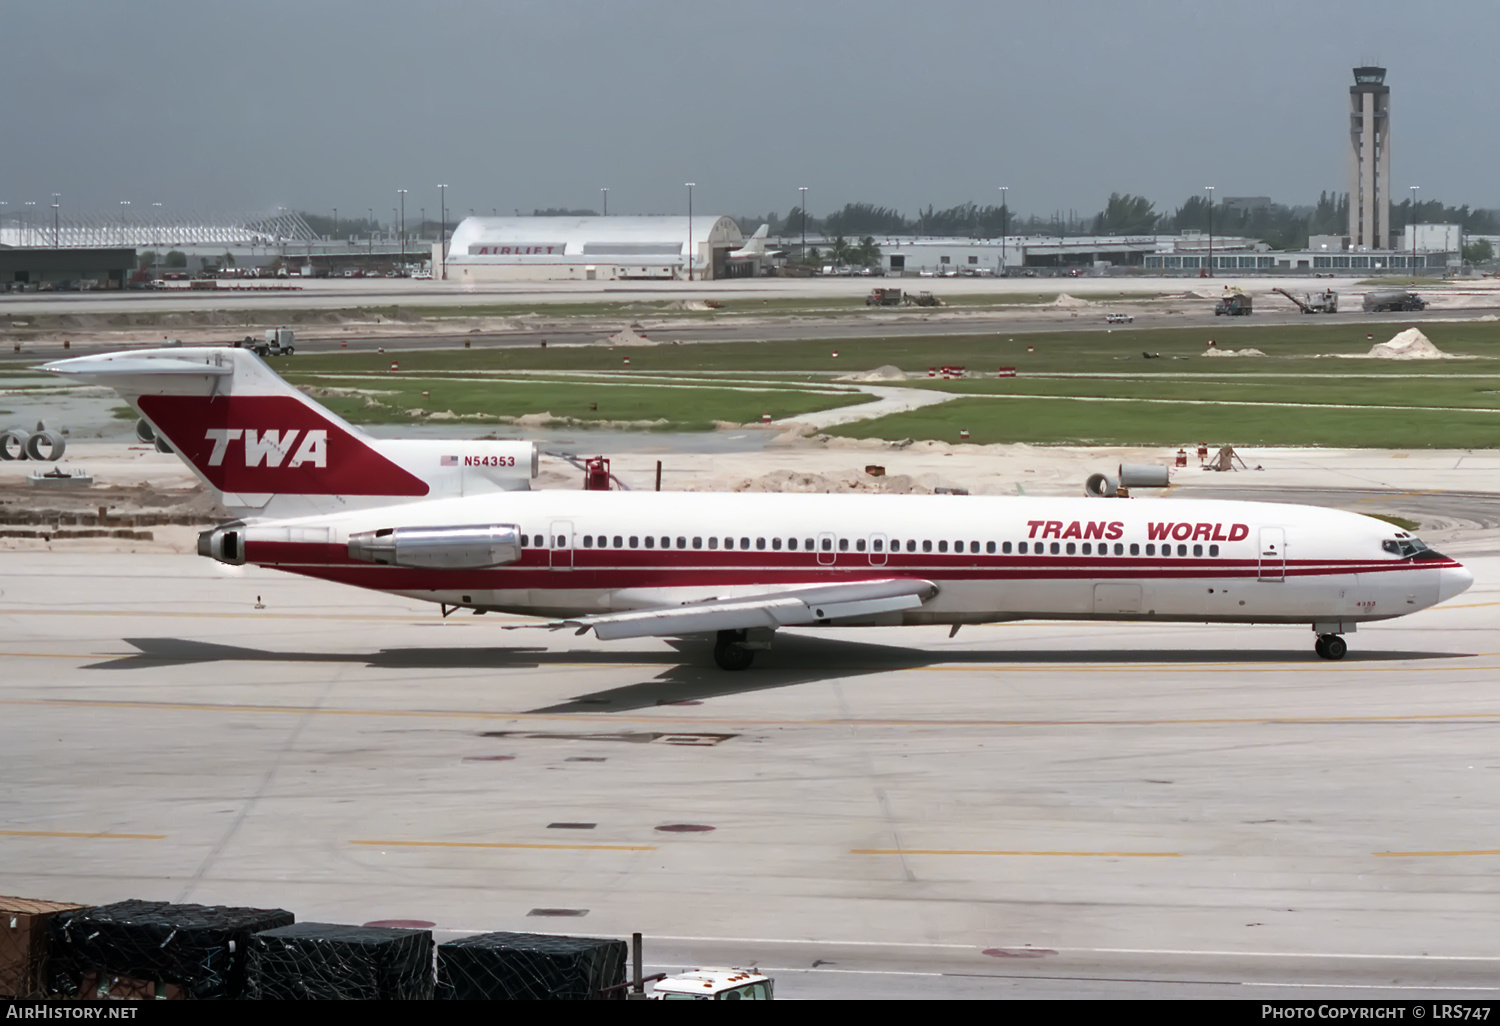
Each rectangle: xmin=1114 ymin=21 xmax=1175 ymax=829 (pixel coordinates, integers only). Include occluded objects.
xmin=1314 ymin=634 xmax=1347 ymax=661
xmin=712 ymin=628 xmax=774 ymax=671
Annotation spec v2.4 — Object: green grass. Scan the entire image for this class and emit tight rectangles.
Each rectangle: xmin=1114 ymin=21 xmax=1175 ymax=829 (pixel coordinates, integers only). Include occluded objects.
xmin=1368 ymin=514 xmax=1422 ymax=531
xmin=297 ymin=377 xmax=870 ymax=430
xmin=111 ymin=405 xmax=139 ymax=420
xmin=829 ymin=395 xmax=1500 ymax=448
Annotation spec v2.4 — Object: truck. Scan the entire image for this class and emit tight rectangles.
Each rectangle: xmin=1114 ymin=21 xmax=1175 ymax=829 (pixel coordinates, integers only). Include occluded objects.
xmin=236 ymin=329 xmax=295 ymax=357
xmin=1273 ymin=287 xmax=1338 ymax=314
xmin=650 ymin=969 xmax=774 ymax=1001
xmin=1214 ymin=291 xmax=1252 ymax=316
xmin=1363 ymin=289 xmax=1426 ymax=312
xmin=866 ymin=287 xmax=903 ymax=306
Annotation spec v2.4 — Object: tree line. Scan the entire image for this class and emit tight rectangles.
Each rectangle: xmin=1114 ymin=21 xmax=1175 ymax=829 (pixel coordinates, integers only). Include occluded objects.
xmin=738 ymin=194 xmax=1500 ymax=250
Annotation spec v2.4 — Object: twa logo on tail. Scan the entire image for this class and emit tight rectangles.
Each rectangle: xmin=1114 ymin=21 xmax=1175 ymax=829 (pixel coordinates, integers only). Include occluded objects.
xmin=206 ymin=429 xmax=327 ymax=468
xmin=137 ymin=394 xmax=427 ymax=497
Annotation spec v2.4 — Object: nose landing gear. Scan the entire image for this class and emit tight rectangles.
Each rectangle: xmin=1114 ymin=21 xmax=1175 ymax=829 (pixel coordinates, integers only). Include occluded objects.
xmin=1315 ymin=634 xmax=1347 ymax=660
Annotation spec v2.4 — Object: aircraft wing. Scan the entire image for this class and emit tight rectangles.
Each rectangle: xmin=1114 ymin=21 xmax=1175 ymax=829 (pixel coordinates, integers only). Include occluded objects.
xmin=516 ymin=577 xmax=937 ymax=640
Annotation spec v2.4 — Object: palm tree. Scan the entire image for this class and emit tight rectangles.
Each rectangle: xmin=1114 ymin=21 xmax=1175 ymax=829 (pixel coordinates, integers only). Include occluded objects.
xmin=829 ymin=235 xmax=852 ymax=266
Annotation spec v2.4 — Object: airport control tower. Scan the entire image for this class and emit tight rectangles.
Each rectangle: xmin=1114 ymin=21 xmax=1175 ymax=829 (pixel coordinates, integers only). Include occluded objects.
xmin=1349 ymin=66 xmax=1391 ymax=250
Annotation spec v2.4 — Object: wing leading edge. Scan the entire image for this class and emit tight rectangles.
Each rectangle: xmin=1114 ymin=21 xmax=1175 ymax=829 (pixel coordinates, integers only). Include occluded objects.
xmin=515 ymin=578 xmax=938 ymax=640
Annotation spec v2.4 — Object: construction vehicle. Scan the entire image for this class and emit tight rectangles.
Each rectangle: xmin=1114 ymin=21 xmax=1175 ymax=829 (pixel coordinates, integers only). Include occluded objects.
xmin=904 ymin=291 xmax=941 ymax=307
xmin=866 ymin=287 xmax=903 ymax=306
xmin=1213 ymin=290 xmax=1252 ymax=316
xmin=1363 ymin=289 xmax=1426 ymax=312
xmin=1274 ymin=287 xmax=1338 ymax=314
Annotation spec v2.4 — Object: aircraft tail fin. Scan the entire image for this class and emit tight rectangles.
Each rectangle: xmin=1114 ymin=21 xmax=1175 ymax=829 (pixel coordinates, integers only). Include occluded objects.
xmin=44 ymin=347 xmax=534 ymax=519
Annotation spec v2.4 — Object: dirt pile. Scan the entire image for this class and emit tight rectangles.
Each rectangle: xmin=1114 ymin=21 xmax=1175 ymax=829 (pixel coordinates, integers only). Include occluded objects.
xmin=1366 ymin=328 xmax=1452 ymax=359
xmin=836 ymin=364 xmax=907 ymax=382
xmin=1201 ymin=347 xmax=1267 ymax=358
xmin=599 ymin=326 xmax=658 ymax=347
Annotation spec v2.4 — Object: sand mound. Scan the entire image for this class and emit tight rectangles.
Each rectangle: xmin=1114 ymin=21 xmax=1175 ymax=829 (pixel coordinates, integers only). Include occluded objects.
xmin=1367 ymin=328 xmax=1451 ymax=359
xmin=1050 ymin=293 xmax=1092 ymax=308
xmin=837 ymin=364 xmax=907 ymax=382
xmin=727 ymin=468 xmax=938 ymax=495
xmin=600 ymin=326 xmax=657 ymax=347
xmin=1201 ymin=347 xmax=1266 ymax=358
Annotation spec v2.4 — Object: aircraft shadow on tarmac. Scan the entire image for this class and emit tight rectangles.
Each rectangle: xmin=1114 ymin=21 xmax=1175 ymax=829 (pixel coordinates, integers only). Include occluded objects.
xmin=87 ymin=635 xmax=1472 ymax=715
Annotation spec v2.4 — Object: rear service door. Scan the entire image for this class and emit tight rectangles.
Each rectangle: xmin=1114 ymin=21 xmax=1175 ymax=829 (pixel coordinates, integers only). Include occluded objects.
xmin=1258 ymin=527 xmax=1286 ymax=582
xmin=550 ymin=520 xmax=574 ymax=569
xmin=869 ymin=532 xmax=889 ymax=568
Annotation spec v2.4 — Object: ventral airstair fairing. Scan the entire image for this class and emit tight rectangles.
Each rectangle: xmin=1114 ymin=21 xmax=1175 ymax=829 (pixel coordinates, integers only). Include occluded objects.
xmin=47 ymin=347 xmax=1473 ymax=669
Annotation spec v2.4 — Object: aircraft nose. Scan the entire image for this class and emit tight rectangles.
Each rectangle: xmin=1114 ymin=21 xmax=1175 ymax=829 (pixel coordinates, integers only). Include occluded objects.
xmin=1439 ymin=564 xmax=1474 ymax=603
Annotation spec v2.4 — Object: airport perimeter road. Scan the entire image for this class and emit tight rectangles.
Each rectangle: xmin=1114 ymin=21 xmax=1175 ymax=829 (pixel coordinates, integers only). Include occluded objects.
xmin=4 ymin=552 xmax=1500 ymax=998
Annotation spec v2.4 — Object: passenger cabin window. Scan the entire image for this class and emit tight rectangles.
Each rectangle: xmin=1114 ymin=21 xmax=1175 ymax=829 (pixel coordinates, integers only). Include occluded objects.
xmin=555 ymin=535 xmax=567 ymax=548
xmin=923 ymin=540 xmax=933 ymax=553
xmin=693 ymin=537 xmax=702 ymax=549
xmin=740 ymin=537 xmax=750 ymax=549
xmin=987 ymin=542 xmax=996 ymax=554
xmin=1081 ymin=542 xmax=1091 ymax=555
xmin=1018 ymin=542 xmax=1027 ymax=554
xmin=645 ymin=536 xmax=655 ymax=549
xmin=708 ymin=537 xmax=718 ymax=549
xmin=1066 ymin=542 xmax=1076 ymax=555
xmin=583 ymin=536 xmax=593 ymax=548
xmin=838 ymin=538 xmax=848 ymax=552
xmin=907 ymin=540 xmax=917 ymax=552
xmin=756 ymin=538 xmax=766 ymax=550
xmin=628 ymin=536 xmax=637 ymax=547
xmin=872 ymin=539 xmax=882 ymax=552
xmin=856 ymin=539 xmax=867 ymax=552
xmin=1193 ymin=544 xmax=1203 ymax=557
xmin=1050 ymin=542 xmax=1060 ymax=555
xmin=772 ymin=538 xmax=782 ymax=550
xmin=938 ymin=541 xmax=948 ymax=553
xmin=1178 ymin=544 xmax=1187 ymax=556
xmin=1001 ymin=541 xmax=1011 ymax=554
xmin=1209 ymin=544 xmax=1219 ymax=556
xmin=1145 ymin=544 xmax=1155 ymax=556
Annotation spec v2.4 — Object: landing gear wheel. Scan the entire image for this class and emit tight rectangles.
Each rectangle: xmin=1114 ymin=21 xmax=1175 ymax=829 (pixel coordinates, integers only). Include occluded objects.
xmin=1315 ymin=634 xmax=1347 ymax=660
xmin=713 ymin=631 xmax=755 ymax=671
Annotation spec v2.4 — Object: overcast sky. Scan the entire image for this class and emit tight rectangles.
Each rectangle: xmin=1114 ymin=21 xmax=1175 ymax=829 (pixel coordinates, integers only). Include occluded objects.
xmin=4 ymin=0 xmax=1496 ymax=225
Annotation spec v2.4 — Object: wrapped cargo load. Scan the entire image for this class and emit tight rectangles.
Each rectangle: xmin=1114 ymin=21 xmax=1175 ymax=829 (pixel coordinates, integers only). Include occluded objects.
xmin=246 ymin=922 xmax=434 ymax=1000
xmin=437 ymin=931 xmax=627 ymax=1000
xmin=46 ymin=900 xmax=294 ymax=1000
xmin=0 ymin=896 xmax=88 ymax=999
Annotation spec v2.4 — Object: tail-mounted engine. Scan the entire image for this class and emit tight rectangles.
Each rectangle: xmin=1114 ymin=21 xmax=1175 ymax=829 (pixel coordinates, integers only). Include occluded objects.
xmin=347 ymin=524 xmax=523 ymax=569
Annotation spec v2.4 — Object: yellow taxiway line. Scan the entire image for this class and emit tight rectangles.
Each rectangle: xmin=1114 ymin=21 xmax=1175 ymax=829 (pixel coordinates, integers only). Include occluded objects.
xmin=0 ymin=829 xmax=166 ymax=840
xmin=853 ymin=848 xmax=1180 ymax=858
xmin=350 ymin=839 xmax=655 ymax=853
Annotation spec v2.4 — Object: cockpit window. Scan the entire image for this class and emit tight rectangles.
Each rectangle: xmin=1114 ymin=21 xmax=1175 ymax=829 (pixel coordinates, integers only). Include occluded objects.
xmin=1383 ymin=537 xmax=1442 ymax=560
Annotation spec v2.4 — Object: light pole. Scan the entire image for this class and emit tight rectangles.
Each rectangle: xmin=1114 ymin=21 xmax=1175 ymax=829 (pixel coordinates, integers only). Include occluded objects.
xmin=685 ymin=182 xmax=695 ymax=281
xmin=998 ymin=186 xmax=1008 ymax=276
xmin=332 ymin=207 xmax=337 ymax=241
xmin=1205 ymin=185 xmax=1214 ymax=277
xmin=600 ymin=187 xmax=608 ymax=216
xmin=51 ymin=194 xmax=60 ymax=248
xmin=397 ymin=189 xmax=408 ymax=271
xmin=368 ymin=208 xmax=374 ymax=258
xmin=798 ymin=186 xmax=808 ymax=265
xmin=1409 ymin=185 xmax=1420 ymax=274
xmin=437 ymin=183 xmax=448 ymax=280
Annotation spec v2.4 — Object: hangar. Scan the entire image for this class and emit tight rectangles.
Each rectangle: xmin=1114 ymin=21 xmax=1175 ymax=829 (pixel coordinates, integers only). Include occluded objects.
xmin=0 ymin=247 xmax=136 ymax=289
xmin=440 ymin=215 xmax=747 ymax=282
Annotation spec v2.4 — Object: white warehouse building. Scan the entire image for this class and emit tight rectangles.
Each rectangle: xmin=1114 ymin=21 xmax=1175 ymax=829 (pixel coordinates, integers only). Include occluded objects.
xmin=440 ymin=215 xmax=748 ymax=282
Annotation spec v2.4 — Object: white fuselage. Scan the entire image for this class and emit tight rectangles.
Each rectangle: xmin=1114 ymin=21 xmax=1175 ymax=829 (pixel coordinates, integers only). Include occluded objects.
xmin=235 ymin=490 xmax=1471 ymax=628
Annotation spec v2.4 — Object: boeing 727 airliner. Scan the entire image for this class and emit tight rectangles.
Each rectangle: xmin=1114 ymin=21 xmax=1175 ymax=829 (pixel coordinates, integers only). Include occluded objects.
xmin=46 ymin=347 xmax=1472 ymax=670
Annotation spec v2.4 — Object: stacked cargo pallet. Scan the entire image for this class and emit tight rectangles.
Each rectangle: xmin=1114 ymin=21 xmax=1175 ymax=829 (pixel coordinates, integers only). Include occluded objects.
xmin=0 ymin=896 xmax=88 ymax=999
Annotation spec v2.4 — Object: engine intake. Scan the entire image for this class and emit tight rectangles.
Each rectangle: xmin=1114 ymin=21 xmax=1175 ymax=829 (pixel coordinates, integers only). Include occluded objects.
xmin=348 ymin=524 xmax=522 ymax=569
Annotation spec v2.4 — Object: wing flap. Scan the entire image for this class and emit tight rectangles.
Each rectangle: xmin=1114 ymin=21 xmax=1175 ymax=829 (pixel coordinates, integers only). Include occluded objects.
xmin=520 ymin=578 xmax=937 ymax=640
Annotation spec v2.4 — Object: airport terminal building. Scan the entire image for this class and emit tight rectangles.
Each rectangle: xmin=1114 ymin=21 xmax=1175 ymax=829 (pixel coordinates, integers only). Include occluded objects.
xmin=441 ymin=215 xmax=747 ymax=282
